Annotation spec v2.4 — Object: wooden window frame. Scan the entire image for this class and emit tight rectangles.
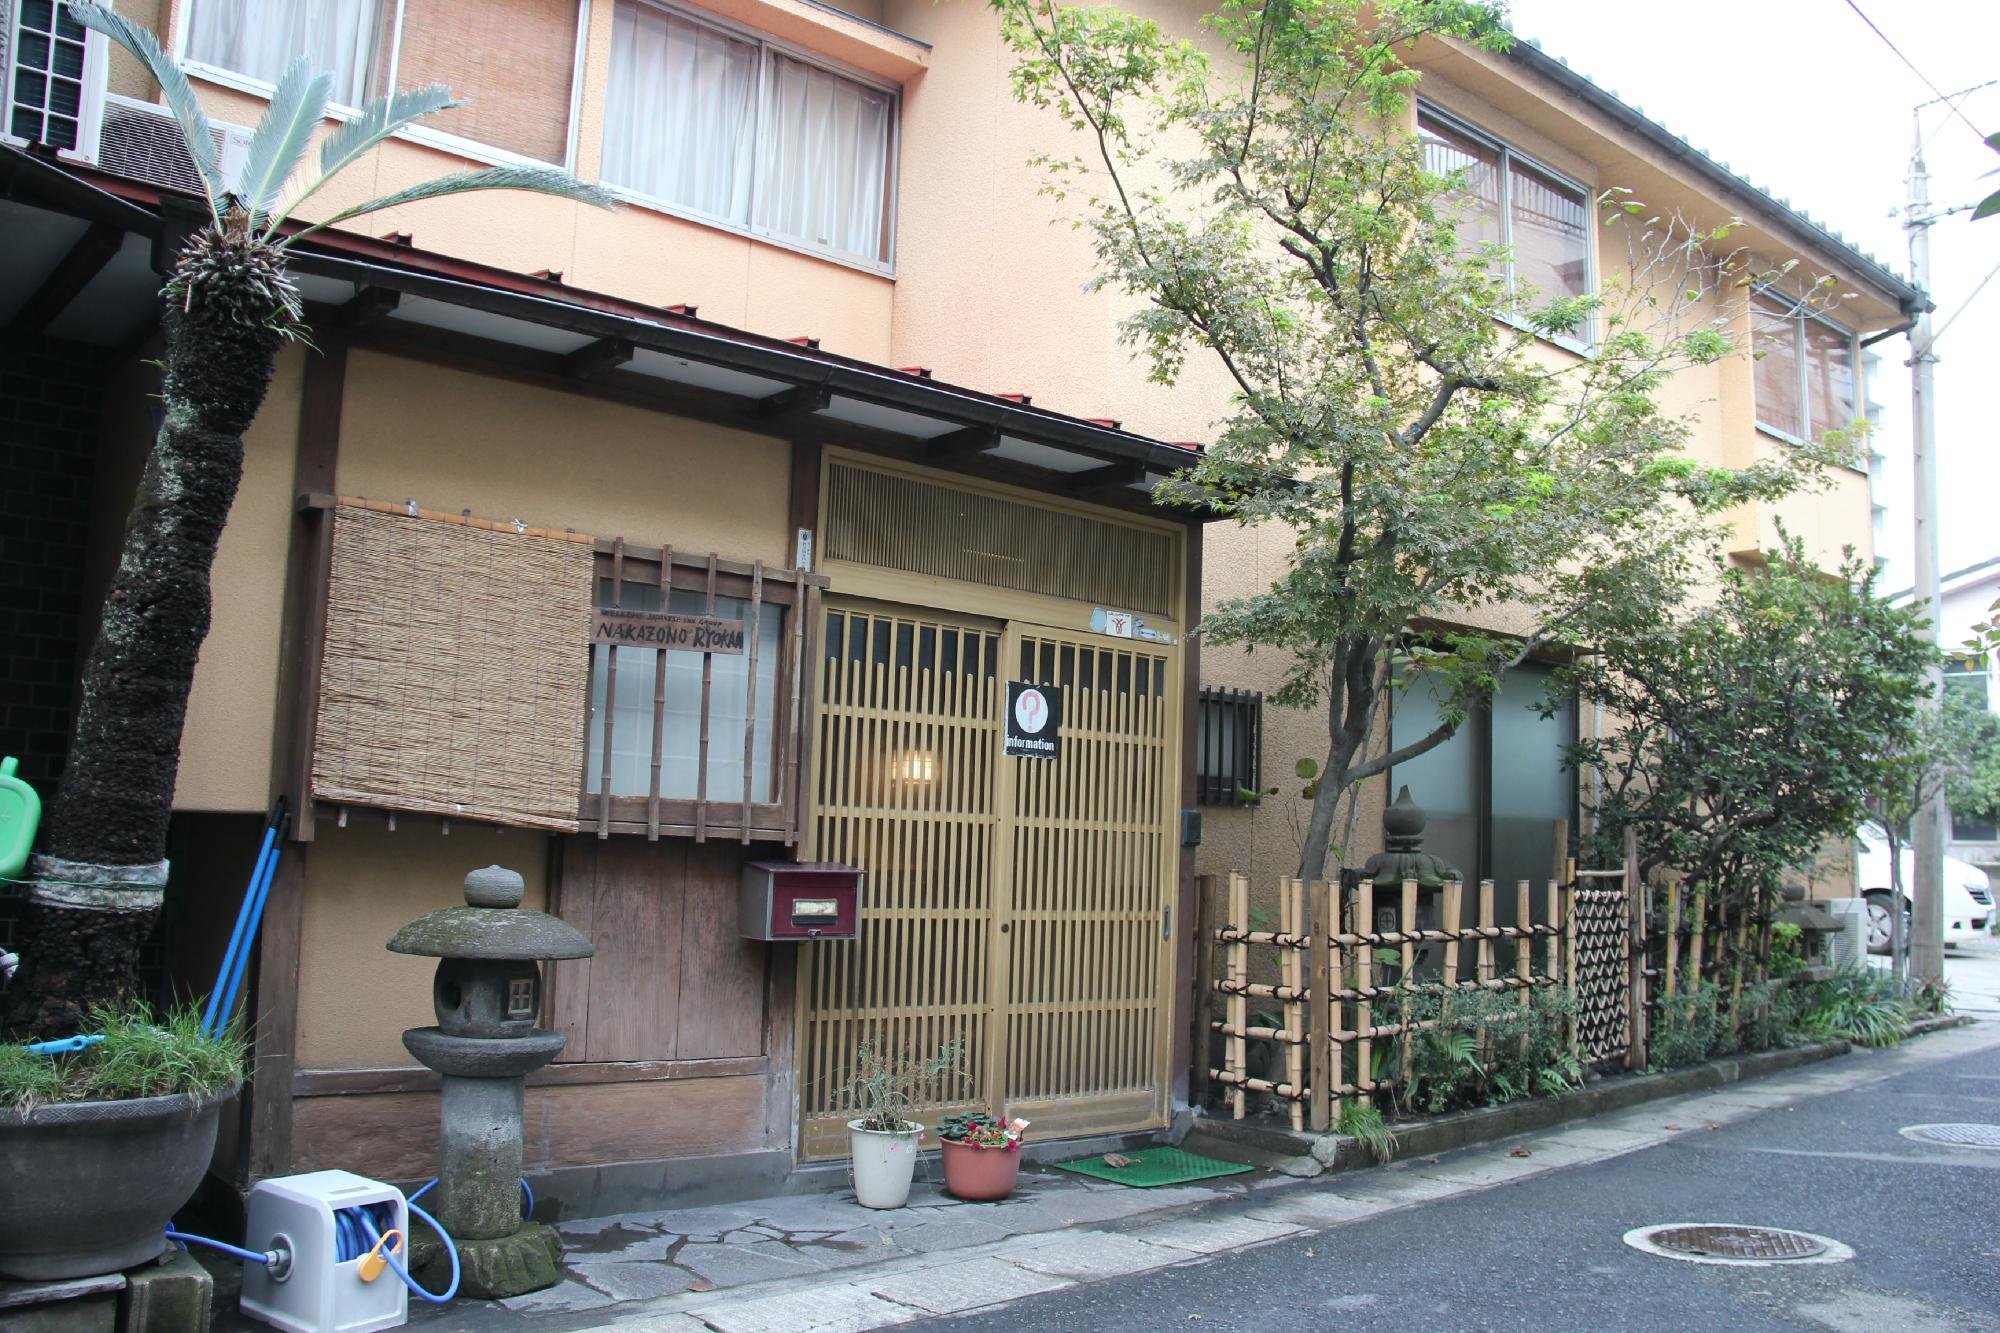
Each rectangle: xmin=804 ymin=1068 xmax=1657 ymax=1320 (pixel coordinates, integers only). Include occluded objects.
xmin=581 ymin=539 xmax=824 ymax=844
xmin=1196 ymin=686 xmax=1262 ymax=808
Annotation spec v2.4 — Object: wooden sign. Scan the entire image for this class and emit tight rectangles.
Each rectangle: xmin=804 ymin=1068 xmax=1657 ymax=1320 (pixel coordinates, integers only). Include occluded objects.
xmin=591 ymin=610 xmax=745 ymax=654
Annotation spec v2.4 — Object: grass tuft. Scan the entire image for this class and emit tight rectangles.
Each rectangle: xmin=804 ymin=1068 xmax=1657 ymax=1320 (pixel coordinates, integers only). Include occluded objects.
xmin=1 ymin=1000 xmax=245 ymax=1114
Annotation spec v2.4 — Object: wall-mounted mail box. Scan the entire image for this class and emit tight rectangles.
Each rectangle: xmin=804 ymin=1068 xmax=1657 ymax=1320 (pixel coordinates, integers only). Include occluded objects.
xmin=740 ymin=861 xmax=862 ymax=940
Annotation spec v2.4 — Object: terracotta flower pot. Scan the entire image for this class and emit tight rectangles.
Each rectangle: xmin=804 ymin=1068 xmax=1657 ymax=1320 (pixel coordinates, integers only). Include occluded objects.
xmin=941 ymin=1138 xmax=1021 ymax=1201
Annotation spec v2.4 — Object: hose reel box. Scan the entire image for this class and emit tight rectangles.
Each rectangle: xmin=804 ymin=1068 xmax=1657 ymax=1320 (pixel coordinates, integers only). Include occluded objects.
xmin=241 ymin=1169 xmax=408 ymax=1333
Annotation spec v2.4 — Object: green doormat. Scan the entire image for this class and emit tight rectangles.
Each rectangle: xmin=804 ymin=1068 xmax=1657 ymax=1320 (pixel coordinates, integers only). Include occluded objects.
xmin=1053 ymin=1147 xmax=1252 ymax=1188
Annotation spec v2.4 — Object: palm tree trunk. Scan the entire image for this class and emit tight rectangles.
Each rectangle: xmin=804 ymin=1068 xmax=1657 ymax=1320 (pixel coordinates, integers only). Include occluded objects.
xmin=6 ymin=265 xmax=283 ymax=1038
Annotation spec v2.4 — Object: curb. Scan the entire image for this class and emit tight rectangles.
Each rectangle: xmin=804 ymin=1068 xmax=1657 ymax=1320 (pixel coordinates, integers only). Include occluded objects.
xmin=1184 ymin=1038 xmax=1854 ymax=1176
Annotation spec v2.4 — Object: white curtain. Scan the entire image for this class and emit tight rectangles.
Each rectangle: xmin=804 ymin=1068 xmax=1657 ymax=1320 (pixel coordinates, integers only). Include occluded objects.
xmin=601 ymin=2 xmax=757 ymax=226
xmin=756 ymin=51 xmax=890 ymax=263
xmin=185 ymin=0 xmax=383 ymax=106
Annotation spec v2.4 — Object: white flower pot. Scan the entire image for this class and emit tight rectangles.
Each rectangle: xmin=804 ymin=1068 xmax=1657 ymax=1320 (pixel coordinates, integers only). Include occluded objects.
xmin=848 ymin=1118 xmax=924 ymax=1209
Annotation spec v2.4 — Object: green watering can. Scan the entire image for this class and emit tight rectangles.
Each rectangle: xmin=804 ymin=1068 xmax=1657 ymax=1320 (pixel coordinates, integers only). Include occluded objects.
xmin=0 ymin=756 xmax=41 ymax=882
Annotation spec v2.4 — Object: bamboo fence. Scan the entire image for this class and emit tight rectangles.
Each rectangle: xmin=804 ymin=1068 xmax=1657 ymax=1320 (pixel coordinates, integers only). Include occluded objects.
xmin=1201 ymin=871 xmax=1573 ymax=1131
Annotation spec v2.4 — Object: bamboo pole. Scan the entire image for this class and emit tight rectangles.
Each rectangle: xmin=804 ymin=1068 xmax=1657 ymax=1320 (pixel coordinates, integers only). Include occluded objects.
xmin=1401 ymin=877 xmax=1418 ymax=1087
xmin=1687 ymin=887 xmax=1707 ymax=986
xmin=1664 ymin=878 xmax=1683 ymax=996
xmin=1228 ymin=871 xmax=1248 ymax=1119
xmin=1441 ymin=879 xmax=1463 ymax=990
xmin=1515 ymin=879 xmax=1533 ymax=1018
xmin=1355 ymin=878 xmax=1376 ymax=1094
xmin=1625 ymin=827 xmax=1647 ymax=1071
xmin=1283 ymin=878 xmax=1305 ymax=1130
xmin=1308 ymin=877 xmax=1333 ymax=1133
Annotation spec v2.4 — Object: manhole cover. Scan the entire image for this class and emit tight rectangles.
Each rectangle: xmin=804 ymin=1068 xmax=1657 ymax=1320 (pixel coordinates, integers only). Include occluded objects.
xmin=1650 ymin=1225 xmax=1827 ymax=1260
xmin=1624 ymin=1224 xmax=1852 ymax=1267
xmin=1900 ymin=1122 xmax=2000 ymax=1150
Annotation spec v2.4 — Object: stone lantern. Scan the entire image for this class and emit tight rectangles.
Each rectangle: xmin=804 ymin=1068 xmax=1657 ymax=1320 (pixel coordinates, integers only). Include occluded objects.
xmin=388 ymin=865 xmax=592 ymax=1299
xmin=1355 ymin=787 xmax=1462 ymax=968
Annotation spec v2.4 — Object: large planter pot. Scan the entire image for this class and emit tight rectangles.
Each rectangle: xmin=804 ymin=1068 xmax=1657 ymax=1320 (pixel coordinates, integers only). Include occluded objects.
xmin=941 ymin=1139 xmax=1021 ymax=1201
xmin=848 ymin=1118 xmax=923 ymax=1209
xmin=0 ymin=1086 xmax=234 ymax=1280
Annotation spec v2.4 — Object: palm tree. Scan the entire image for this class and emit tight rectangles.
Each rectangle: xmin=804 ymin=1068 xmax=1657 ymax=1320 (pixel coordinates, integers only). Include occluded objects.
xmin=6 ymin=5 xmax=615 ymax=1036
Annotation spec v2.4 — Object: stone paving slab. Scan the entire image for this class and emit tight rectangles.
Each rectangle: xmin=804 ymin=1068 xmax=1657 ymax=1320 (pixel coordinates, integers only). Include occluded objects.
xmin=1244 ymin=1189 xmax=1397 ymax=1228
xmin=697 ymin=1284 xmax=921 ymax=1333
xmin=596 ymin=1315 xmax=711 ymax=1332
xmin=674 ymin=1240 xmax=825 ymax=1287
xmin=1126 ymin=1212 xmax=1304 ymax=1254
xmin=570 ymin=1262 xmax=700 ymax=1303
xmin=497 ymin=1278 xmax=616 ymax=1315
xmin=1001 ymin=1231 xmax=1185 ymax=1279
xmin=866 ymin=1257 xmax=1071 ymax=1315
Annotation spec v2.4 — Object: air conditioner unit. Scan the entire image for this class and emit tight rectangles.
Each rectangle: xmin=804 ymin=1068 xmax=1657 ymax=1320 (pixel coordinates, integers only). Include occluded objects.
xmin=95 ymin=91 xmax=254 ymax=196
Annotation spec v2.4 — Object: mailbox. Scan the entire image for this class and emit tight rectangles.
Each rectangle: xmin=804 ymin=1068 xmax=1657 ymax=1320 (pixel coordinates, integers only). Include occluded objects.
xmin=740 ymin=861 xmax=863 ymax=940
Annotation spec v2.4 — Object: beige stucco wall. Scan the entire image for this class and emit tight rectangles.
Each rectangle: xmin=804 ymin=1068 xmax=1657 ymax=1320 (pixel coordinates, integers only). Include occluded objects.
xmin=335 ymin=351 xmax=794 ymax=562
xmin=294 ymin=816 xmax=550 ymax=1067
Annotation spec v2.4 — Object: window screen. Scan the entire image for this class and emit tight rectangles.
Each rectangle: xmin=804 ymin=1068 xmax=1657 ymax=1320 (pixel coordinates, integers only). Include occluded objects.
xmin=1197 ymin=688 xmax=1262 ymax=807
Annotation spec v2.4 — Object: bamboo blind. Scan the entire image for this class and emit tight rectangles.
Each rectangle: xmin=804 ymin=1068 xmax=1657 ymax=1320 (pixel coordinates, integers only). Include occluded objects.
xmin=312 ymin=501 xmax=594 ymax=831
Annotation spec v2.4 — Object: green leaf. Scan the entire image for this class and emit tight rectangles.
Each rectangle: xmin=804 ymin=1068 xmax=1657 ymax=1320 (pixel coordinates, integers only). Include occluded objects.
xmin=285 ymin=166 xmax=617 ymax=246
xmin=1973 ymin=189 xmax=2000 ymax=222
xmin=1295 ymin=757 xmax=1318 ymax=779
xmin=236 ymin=58 xmax=334 ymax=222
xmin=270 ymin=84 xmax=461 ymax=233
xmin=69 ymin=3 xmax=223 ymax=219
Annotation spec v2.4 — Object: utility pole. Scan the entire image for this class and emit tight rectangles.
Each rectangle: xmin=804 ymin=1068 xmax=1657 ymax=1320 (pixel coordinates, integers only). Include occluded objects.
xmin=1906 ymin=106 xmax=1945 ymax=987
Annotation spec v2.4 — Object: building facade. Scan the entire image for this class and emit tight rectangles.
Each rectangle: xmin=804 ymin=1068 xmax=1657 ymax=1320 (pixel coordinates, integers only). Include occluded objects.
xmin=0 ymin=0 xmax=1921 ymax=1207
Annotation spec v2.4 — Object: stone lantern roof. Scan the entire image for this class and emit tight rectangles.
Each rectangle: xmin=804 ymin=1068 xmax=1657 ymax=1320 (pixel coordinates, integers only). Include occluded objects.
xmin=387 ymin=865 xmax=592 ymax=961
xmin=1357 ymin=786 xmax=1461 ymax=889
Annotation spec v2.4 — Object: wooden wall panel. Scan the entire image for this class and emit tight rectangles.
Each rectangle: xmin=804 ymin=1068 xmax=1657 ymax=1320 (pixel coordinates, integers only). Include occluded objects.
xmin=289 ymin=1075 xmax=776 ymax=1181
xmin=677 ymin=845 xmax=769 ymax=1058
xmin=549 ymin=836 xmax=768 ymax=1064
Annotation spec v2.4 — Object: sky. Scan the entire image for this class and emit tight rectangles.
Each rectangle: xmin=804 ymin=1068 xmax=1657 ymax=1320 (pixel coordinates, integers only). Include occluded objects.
xmin=1505 ymin=0 xmax=2000 ymax=593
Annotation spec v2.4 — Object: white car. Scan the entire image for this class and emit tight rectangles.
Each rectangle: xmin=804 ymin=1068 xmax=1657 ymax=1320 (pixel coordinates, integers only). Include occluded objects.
xmin=1855 ymin=824 xmax=1993 ymax=954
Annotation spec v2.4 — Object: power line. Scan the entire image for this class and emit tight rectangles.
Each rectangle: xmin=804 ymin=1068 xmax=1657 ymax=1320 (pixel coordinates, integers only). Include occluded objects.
xmin=1929 ymin=257 xmax=2000 ymax=350
xmin=1842 ymin=0 xmax=1992 ymax=144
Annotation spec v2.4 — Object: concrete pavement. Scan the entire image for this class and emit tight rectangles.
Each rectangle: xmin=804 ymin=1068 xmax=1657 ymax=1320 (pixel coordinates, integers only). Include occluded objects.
xmin=1945 ymin=933 xmax=2000 ymax=1021
xmin=452 ymin=1019 xmax=2000 ymax=1332
xmin=921 ymin=1017 xmax=2000 ymax=1332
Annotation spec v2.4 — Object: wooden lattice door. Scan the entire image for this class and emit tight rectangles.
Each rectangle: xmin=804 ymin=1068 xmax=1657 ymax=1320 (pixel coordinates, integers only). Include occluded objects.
xmin=996 ymin=625 xmax=1181 ymax=1139
xmin=799 ymin=604 xmax=1003 ymax=1158
xmin=798 ymin=606 xmax=1182 ymax=1156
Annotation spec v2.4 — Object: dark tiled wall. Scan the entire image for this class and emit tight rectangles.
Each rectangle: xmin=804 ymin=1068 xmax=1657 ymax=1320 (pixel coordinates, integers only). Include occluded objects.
xmin=1 ymin=335 xmax=104 ymax=798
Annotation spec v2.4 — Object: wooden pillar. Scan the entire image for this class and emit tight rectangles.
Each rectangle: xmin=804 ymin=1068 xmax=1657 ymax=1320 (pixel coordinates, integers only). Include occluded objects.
xmin=1172 ymin=521 xmax=1202 ymax=1108
xmin=247 ymin=337 xmax=345 ymax=1183
xmin=1308 ymin=877 xmax=1332 ymax=1133
xmin=1192 ymin=874 xmax=1217 ymax=1109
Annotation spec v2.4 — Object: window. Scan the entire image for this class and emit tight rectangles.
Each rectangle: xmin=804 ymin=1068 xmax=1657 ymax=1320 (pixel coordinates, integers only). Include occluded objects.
xmin=586 ymin=580 xmax=785 ymax=804
xmin=9 ymin=0 xmax=92 ymax=150
xmin=1419 ymin=106 xmax=1591 ymax=319
xmin=181 ymin=0 xmax=580 ymax=162
xmin=1389 ymin=660 xmax=1575 ymax=889
xmin=1751 ymin=293 xmax=1860 ymax=444
xmin=601 ymin=0 xmax=896 ymax=269
xmin=1197 ymin=688 xmax=1263 ymax=807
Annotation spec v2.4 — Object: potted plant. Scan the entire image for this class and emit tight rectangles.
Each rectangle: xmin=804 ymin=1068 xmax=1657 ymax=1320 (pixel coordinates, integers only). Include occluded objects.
xmin=937 ymin=1110 xmax=1029 ymax=1201
xmin=0 ymin=1003 xmax=244 ymax=1279
xmin=839 ymin=1038 xmax=962 ymax=1209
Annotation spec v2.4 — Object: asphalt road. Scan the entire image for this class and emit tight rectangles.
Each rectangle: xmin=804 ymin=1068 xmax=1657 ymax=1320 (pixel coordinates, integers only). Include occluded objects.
xmin=916 ymin=1039 xmax=2000 ymax=1332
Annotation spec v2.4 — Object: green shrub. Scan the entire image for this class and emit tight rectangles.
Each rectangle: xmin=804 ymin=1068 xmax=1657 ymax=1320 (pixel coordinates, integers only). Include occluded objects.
xmin=1649 ymin=980 xmax=1721 ymax=1071
xmin=0 ymin=1001 xmax=245 ymax=1113
xmin=1400 ymin=986 xmax=1580 ymax=1116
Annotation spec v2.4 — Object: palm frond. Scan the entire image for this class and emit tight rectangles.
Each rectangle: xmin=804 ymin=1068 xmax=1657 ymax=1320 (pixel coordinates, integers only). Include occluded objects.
xmin=269 ymin=84 xmax=460 ymax=233
xmin=235 ymin=58 xmax=333 ymax=223
xmin=69 ymin=2 xmax=223 ymax=221
xmin=284 ymin=166 xmax=617 ymax=246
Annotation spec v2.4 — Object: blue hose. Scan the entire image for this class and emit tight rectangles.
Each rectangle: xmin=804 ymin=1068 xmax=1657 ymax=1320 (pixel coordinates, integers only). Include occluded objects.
xmin=165 ymin=1228 xmax=274 ymax=1266
xmin=357 ymin=1199 xmax=460 ymax=1304
xmin=201 ymin=817 xmax=278 ymax=1039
